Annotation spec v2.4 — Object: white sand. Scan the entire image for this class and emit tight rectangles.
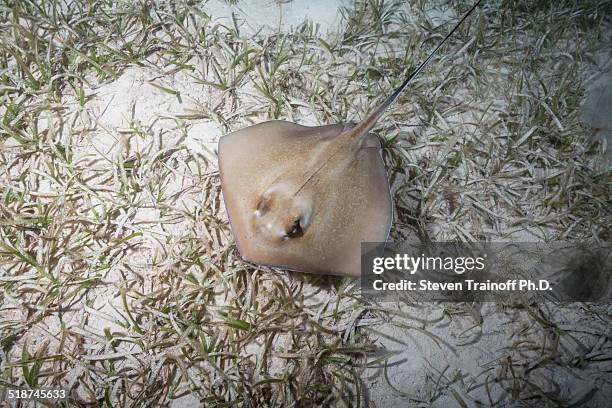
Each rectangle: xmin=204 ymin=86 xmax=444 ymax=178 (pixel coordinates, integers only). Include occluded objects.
xmin=203 ymin=0 xmax=351 ymax=36
xmin=580 ymin=25 xmax=612 ymax=159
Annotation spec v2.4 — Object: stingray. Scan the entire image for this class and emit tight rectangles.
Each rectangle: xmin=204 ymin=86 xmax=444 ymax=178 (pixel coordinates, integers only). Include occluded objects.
xmin=218 ymin=1 xmax=482 ymax=277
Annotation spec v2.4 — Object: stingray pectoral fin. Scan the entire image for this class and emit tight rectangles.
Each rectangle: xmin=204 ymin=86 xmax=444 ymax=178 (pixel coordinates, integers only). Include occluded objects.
xmin=315 ymin=142 xmax=392 ymax=277
xmin=363 ymin=133 xmax=382 ymax=149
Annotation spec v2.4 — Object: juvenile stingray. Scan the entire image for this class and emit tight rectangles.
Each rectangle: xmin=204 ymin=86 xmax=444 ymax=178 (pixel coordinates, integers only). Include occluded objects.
xmin=218 ymin=1 xmax=482 ymax=277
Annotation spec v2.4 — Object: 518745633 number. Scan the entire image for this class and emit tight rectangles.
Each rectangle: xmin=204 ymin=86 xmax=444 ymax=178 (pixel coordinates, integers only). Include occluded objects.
xmin=5 ymin=388 xmax=67 ymax=400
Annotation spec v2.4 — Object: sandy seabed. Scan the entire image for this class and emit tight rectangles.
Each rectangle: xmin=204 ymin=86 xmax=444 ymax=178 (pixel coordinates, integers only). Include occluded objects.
xmin=1 ymin=0 xmax=611 ymax=407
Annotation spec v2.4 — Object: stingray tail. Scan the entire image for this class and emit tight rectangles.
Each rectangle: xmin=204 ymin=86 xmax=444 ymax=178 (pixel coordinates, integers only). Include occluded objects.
xmin=351 ymin=0 xmax=484 ymax=145
xmin=294 ymin=0 xmax=483 ymax=197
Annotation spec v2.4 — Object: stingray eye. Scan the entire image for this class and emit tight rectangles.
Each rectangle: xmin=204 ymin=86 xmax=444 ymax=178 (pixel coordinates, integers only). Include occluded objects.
xmin=254 ymin=196 xmax=271 ymax=216
xmin=286 ymin=219 xmax=304 ymax=238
